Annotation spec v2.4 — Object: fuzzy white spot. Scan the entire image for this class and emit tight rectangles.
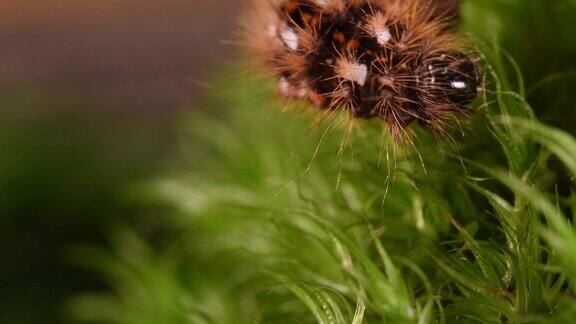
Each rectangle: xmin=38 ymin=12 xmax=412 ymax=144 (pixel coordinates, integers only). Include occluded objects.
xmin=338 ymin=62 xmax=368 ymax=86
xmin=297 ymin=82 xmax=309 ymax=98
xmin=278 ymin=77 xmax=291 ymax=96
xmin=280 ymin=26 xmax=299 ymax=51
xmin=325 ymin=58 xmax=334 ymax=65
xmin=351 ymin=64 xmax=368 ymax=86
xmin=375 ymin=27 xmax=392 ymax=45
xmin=267 ymin=24 xmax=277 ymax=38
xmin=279 ymin=78 xmax=308 ymax=98
xmin=451 ymin=80 xmax=467 ymax=89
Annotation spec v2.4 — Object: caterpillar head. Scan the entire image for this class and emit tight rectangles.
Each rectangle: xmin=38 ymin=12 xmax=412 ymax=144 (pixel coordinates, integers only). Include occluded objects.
xmin=418 ymin=52 xmax=482 ymax=109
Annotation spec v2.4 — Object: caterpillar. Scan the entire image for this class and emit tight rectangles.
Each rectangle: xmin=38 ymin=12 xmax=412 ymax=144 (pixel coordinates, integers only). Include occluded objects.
xmin=243 ymin=0 xmax=482 ymax=138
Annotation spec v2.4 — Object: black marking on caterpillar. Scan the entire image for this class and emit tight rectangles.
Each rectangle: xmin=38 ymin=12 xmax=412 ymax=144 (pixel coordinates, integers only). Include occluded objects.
xmin=244 ymin=0 xmax=482 ymax=138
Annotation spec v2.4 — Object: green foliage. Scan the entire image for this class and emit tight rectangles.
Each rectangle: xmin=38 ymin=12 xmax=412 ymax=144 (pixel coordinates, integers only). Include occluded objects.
xmin=0 ymin=93 xmax=165 ymax=323
xmin=69 ymin=0 xmax=576 ymax=323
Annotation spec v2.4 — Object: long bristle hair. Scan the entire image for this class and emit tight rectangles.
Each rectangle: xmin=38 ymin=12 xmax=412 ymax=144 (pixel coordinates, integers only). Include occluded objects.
xmin=242 ymin=0 xmax=482 ymax=139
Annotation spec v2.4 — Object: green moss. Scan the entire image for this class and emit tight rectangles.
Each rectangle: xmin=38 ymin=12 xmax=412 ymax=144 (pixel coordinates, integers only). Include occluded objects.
xmin=70 ymin=0 xmax=576 ymax=323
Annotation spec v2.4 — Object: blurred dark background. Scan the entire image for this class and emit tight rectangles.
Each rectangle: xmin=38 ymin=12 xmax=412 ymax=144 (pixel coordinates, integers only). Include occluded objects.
xmin=0 ymin=1 xmax=239 ymax=323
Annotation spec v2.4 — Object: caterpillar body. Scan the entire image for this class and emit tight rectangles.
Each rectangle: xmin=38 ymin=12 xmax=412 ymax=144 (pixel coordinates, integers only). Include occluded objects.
xmin=244 ymin=0 xmax=481 ymax=137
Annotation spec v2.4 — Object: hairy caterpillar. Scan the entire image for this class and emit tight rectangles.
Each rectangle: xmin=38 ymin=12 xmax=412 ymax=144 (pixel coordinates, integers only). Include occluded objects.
xmin=243 ymin=0 xmax=481 ymax=137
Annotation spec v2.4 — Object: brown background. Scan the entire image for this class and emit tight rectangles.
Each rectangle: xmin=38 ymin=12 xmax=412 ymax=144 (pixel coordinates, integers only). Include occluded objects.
xmin=0 ymin=0 xmax=241 ymax=115
xmin=0 ymin=0 xmax=457 ymax=115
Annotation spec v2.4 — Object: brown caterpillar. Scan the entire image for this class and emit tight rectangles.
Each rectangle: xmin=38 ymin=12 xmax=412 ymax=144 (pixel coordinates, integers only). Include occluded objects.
xmin=243 ymin=0 xmax=481 ymax=137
